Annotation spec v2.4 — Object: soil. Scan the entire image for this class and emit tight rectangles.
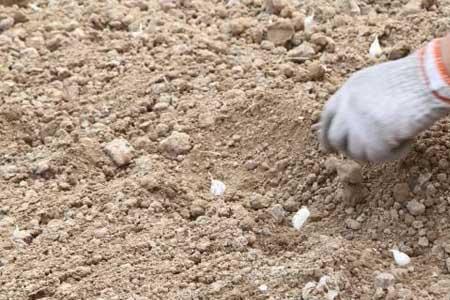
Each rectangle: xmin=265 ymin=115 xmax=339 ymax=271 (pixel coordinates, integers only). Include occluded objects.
xmin=2 ymin=0 xmax=450 ymax=299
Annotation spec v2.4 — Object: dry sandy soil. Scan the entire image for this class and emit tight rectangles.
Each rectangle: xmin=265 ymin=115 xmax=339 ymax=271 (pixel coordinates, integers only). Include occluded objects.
xmin=2 ymin=0 xmax=450 ymax=299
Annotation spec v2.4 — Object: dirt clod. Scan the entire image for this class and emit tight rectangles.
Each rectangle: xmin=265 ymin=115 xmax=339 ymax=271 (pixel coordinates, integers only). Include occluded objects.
xmin=406 ymin=199 xmax=425 ymax=216
xmin=159 ymin=131 xmax=192 ymax=156
xmin=104 ymin=138 xmax=134 ymax=167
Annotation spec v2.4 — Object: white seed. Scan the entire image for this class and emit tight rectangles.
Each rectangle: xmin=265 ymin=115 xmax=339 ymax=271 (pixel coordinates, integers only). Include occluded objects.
xmin=390 ymin=249 xmax=411 ymax=266
xmin=304 ymin=15 xmax=315 ymax=33
xmin=210 ymin=179 xmax=226 ymax=197
xmin=258 ymin=284 xmax=268 ymax=292
xmin=292 ymin=206 xmax=310 ymax=230
xmin=369 ymin=36 xmax=383 ymax=58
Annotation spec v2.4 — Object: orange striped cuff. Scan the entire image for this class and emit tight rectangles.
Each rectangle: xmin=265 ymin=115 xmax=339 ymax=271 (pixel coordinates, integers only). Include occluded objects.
xmin=419 ymin=38 xmax=450 ymax=104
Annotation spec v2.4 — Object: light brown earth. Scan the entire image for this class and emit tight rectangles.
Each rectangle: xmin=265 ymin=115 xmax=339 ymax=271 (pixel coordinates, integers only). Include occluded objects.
xmin=2 ymin=0 xmax=450 ymax=299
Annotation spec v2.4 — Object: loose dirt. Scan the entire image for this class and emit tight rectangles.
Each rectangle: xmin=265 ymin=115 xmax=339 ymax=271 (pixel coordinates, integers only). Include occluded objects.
xmin=2 ymin=0 xmax=450 ymax=299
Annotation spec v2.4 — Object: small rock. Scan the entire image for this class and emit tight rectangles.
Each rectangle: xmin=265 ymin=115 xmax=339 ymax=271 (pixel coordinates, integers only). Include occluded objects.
xmin=156 ymin=123 xmax=170 ymax=137
xmin=104 ymin=138 xmax=134 ymax=167
xmin=335 ymin=0 xmax=361 ymax=15
xmin=421 ymin=0 xmax=436 ymax=9
xmin=46 ymin=34 xmax=64 ymax=51
xmin=93 ymin=227 xmax=108 ymax=238
xmin=249 ymin=26 xmax=264 ymax=44
xmin=291 ymin=13 xmax=305 ymax=31
xmin=73 ymin=266 xmax=92 ymax=278
xmin=159 ymin=131 xmax=192 ymax=156
xmin=0 ymin=17 xmax=14 ymax=31
xmin=269 ymin=204 xmax=286 ymax=223
xmin=198 ymin=112 xmax=215 ymax=128
xmin=336 ymin=160 xmax=362 ymax=184
xmin=266 ymin=19 xmax=294 ymax=46
xmin=280 ymin=63 xmax=294 ymax=77
xmin=244 ymin=159 xmax=258 ymax=170
xmin=307 ymin=61 xmax=325 ymax=81
xmin=265 ymin=0 xmax=289 ymax=14
xmin=401 ymin=0 xmax=421 ymax=15
xmin=287 ymin=42 xmax=316 ymax=62
xmin=345 ymin=218 xmax=361 ymax=230
xmin=374 ymin=272 xmax=395 ymax=289
xmin=12 ymin=11 xmax=28 ymax=23
xmin=190 ymin=205 xmax=205 ymax=219
xmin=140 ymin=175 xmax=160 ymax=191
xmin=388 ymin=44 xmax=411 ymax=60
xmin=229 ymin=18 xmax=251 ymax=36
xmin=124 ymin=198 xmax=139 ymax=208
xmin=249 ymin=193 xmax=270 ymax=210
xmin=406 ymin=199 xmax=425 ymax=216
xmin=283 ymin=197 xmax=299 ymax=212
xmin=33 ymin=160 xmax=53 ymax=178
xmin=261 ymin=40 xmax=275 ymax=50
xmin=418 ymin=236 xmax=429 ymax=247
xmin=324 ymin=157 xmax=339 ymax=173
xmin=153 ymin=102 xmax=169 ymax=112
xmin=393 ymin=183 xmax=410 ymax=204
xmin=0 ymin=165 xmax=18 ymax=180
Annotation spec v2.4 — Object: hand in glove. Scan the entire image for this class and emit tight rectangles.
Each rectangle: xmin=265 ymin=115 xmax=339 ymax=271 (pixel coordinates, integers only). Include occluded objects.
xmin=317 ymin=37 xmax=450 ymax=163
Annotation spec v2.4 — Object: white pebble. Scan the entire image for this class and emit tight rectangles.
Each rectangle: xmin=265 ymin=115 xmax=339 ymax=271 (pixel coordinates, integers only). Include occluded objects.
xmin=390 ymin=249 xmax=411 ymax=266
xmin=210 ymin=179 xmax=226 ymax=197
xmin=292 ymin=207 xmax=310 ymax=230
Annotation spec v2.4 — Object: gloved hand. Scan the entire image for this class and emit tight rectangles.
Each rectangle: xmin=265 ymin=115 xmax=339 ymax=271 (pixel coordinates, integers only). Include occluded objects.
xmin=317 ymin=38 xmax=450 ymax=163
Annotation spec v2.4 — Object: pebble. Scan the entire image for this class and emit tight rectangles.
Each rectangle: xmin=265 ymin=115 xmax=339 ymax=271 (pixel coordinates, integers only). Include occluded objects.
xmin=388 ymin=43 xmax=411 ymax=60
xmin=336 ymin=160 xmax=362 ymax=184
xmin=124 ymin=198 xmax=139 ymax=208
xmin=190 ymin=205 xmax=205 ymax=219
xmin=0 ymin=165 xmax=18 ymax=180
xmin=244 ymin=159 xmax=258 ymax=170
xmin=93 ymin=227 xmax=108 ymax=238
xmin=345 ymin=218 xmax=361 ymax=230
xmin=406 ymin=199 xmax=425 ymax=216
xmin=198 ymin=112 xmax=215 ymax=128
xmin=265 ymin=0 xmax=289 ymax=14
xmin=418 ymin=236 xmax=429 ymax=247
xmin=393 ymin=183 xmax=410 ymax=204
xmin=229 ymin=17 xmax=251 ymax=36
xmin=249 ymin=193 xmax=270 ymax=210
xmin=104 ymin=138 xmax=134 ymax=167
xmin=374 ymin=272 xmax=395 ymax=289
xmin=46 ymin=34 xmax=64 ymax=51
xmin=287 ymin=42 xmax=316 ymax=61
xmin=269 ymin=204 xmax=286 ymax=223
xmin=156 ymin=123 xmax=170 ymax=137
xmin=283 ymin=197 xmax=299 ymax=212
xmin=261 ymin=40 xmax=275 ymax=50
xmin=33 ymin=160 xmax=53 ymax=178
xmin=0 ymin=17 xmax=14 ymax=31
xmin=324 ymin=157 xmax=339 ymax=173
xmin=153 ymin=102 xmax=170 ymax=112
xmin=266 ymin=20 xmax=294 ymax=46
xmin=159 ymin=131 xmax=192 ymax=156
xmin=307 ymin=61 xmax=325 ymax=81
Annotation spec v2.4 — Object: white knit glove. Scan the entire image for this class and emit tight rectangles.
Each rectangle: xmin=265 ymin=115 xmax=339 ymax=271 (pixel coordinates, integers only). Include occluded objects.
xmin=318 ymin=38 xmax=450 ymax=163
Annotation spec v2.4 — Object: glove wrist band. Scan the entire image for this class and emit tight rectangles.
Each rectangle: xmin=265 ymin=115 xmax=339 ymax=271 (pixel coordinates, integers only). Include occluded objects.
xmin=419 ymin=38 xmax=450 ymax=104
